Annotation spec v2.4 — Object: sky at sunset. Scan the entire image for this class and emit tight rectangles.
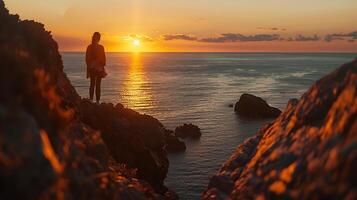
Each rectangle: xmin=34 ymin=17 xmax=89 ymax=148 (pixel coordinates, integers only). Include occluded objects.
xmin=5 ymin=0 xmax=357 ymax=52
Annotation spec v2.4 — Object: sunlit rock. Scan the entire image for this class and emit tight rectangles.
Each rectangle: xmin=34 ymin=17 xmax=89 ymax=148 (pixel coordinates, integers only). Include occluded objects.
xmin=203 ymin=60 xmax=357 ymax=199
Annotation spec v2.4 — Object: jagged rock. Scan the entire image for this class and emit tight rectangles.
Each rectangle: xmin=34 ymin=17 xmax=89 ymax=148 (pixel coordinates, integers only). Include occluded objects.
xmin=164 ymin=129 xmax=186 ymax=152
xmin=208 ymin=175 xmax=234 ymax=194
xmin=165 ymin=189 xmax=180 ymax=200
xmin=234 ymin=93 xmax=281 ymax=118
xmin=202 ymin=60 xmax=357 ymax=199
xmin=175 ymin=123 xmax=202 ymax=139
xmin=0 ymin=106 xmax=57 ymax=199
xmin=288 ymin=98 xmax=299 ymax=107
xmin=77 ymin=100 xmax=169 ymax=192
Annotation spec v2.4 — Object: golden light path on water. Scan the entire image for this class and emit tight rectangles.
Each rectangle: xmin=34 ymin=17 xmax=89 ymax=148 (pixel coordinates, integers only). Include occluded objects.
xmin=122 ymin=53 xmax=154 ymax=110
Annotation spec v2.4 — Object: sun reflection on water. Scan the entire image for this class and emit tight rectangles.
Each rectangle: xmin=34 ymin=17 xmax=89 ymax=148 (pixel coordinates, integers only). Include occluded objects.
xmin=122 ymin=53 xmax=153 ymax=111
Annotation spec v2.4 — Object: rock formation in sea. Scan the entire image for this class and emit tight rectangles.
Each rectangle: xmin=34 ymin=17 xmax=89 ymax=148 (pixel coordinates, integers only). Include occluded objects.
xmin=0 ymin=1 xmax=177 ymax=198
xmin=234 ymin=93 xmax=281 ymax=118
xmin=202 ymin=60 xmax=357 ymax=199
xmin=164 ymin=129 xmax=187 ymax=152
xmin=175 ymin=123 xmax=202 ymax=139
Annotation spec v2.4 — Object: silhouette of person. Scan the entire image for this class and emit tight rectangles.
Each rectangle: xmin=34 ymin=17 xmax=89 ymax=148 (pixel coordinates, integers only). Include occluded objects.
xmin=86 ymin=32 xmax=107 ymax=103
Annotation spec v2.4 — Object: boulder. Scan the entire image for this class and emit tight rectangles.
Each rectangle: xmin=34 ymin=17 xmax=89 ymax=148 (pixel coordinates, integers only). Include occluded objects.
xmin=202 ymin=60 xmax=357 ymax=199
xmin=175 ymin=123 xmax=202 ymax=139
xmin=164 ymin=130 xmax=186 ymax=152
xmin=234 ymin=93 xmax=281 ymax=118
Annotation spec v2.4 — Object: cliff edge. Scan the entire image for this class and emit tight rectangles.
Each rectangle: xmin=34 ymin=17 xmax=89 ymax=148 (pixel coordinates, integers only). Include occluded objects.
xmin=0 ymin=1 xmax=174 ymax=199
xmin=202 ymin=60 xmax=357 ymax=199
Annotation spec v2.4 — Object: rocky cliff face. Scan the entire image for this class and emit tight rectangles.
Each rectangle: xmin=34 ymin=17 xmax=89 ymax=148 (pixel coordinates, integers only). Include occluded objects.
xmin=78 ymin=100 xmax=169 ymax=192
xmin=0 ymin=1 xmax=174 ymax=199
xmin=202 ymin=60 xmax=357 ymax=199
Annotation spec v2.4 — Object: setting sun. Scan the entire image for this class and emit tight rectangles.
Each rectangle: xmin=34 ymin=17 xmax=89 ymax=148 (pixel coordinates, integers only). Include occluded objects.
xmin=133 ymin=39 xmax=140 ymax=46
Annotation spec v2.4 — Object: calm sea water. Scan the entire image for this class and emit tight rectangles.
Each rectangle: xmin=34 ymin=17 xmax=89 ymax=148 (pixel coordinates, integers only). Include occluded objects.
xmin=62 ymin=52 xmax=355 ymax=199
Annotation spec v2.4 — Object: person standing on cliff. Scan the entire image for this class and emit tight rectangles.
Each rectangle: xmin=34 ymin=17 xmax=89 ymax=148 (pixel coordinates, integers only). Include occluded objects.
xmin=86 ymin=32 xmax=107 ymax=104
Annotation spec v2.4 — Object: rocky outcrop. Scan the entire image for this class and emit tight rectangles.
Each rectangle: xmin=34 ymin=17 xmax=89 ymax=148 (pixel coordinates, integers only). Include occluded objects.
xmin=202 ymin=60 xmax=357 ymax=199
xmin=0 ymin=1 xmax=175 ymax=199
xmin=78 ymin=100 xmax=169 ymax=192
xmin=234 ymin=93 xmax=281 ymax=118
xmin=175 ymin=123 xmax=202 ymax=139
xmin=164 ymin=130 xmax=187 ymax=152
xmin=0 ymin=106 xmax=164 ymax=199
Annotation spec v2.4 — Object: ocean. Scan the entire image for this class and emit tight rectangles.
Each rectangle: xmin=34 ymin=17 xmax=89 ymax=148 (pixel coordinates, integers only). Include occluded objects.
xmin=62 ymin=52 xmax=356 ymax=199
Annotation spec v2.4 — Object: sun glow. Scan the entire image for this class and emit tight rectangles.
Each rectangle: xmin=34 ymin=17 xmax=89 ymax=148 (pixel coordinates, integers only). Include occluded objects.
xmin=122 ymin=35 xmax=161 ymax=52
xmin=133 ymin=39 xmax=140 ymax=46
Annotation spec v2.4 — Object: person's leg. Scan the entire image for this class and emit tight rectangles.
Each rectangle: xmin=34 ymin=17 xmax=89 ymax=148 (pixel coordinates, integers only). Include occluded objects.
xmin=89 ymin=73 xmax=95 ymax=101
xmin=95 ymin=76 xmax=102 ymax=103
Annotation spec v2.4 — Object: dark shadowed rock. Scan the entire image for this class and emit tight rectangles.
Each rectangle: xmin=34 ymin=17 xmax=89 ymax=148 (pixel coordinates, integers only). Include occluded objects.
xmin=288 ymin=98 xmax=299 ymax=107
xmin=202 ymin=60 xmax=357 ymax=199
xmin=208 ymin=175 xmax=234 ymax=194
xmin=234 ymin=93 xmax=281 ymax=118
xmin=0 ymin=107 xmax=56 ymax=199
xmin=164 ymin=129 xmax=186 ymax=152
xmin=78 ymin=100 xmax=169 ymax=192
xmin=175 ymin=123 xmax=202 ymax=139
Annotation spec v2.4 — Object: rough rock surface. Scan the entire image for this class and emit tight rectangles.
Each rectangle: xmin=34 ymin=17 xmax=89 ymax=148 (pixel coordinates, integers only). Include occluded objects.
xmin=175 ymin=123 xmax=202 ymax=139
xmin=234 ymin=93 xmax=282 ymax=118
xmin=0 ymin=1 xmax=175 ymax=199
xmin=203 ymin=60 xmax=357 ymax=199
xmin=78 ymin=100 xmax=169 ymax=192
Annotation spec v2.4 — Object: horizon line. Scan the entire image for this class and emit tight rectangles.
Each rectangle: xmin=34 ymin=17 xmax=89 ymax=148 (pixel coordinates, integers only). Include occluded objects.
xmin=60 ymin=51 xmax=357 ymax=54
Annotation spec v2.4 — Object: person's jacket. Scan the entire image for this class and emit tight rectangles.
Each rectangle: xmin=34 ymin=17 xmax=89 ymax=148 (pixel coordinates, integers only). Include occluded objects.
xmin=85 ymin=43 xmax=106 ymax=78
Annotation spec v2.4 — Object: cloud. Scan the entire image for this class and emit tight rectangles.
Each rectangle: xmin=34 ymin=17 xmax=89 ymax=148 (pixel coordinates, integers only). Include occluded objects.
xmin=156 ymin=31 xmax=357 ymax=44
xmin=199 ymin=33 xmax=281 ymax=43
xmin=324 ymin=35 xmax=343 ymax=42
xmin=257 ymin=27 xmax=287 ymax=31
xmin=286 ymin=35 xmax=321 ymax=42
xmin=293 ymin=35 xmax=320 ymax=41
xmin=162 ymin=34 xmax=197 ymax=41
xmin=124 ymin=34 xmax=154 ymax=42
xmin=325 ymin=31 xmax=357 ymax=42
xmin=352 ymin=31 xmax=357 ymax=39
